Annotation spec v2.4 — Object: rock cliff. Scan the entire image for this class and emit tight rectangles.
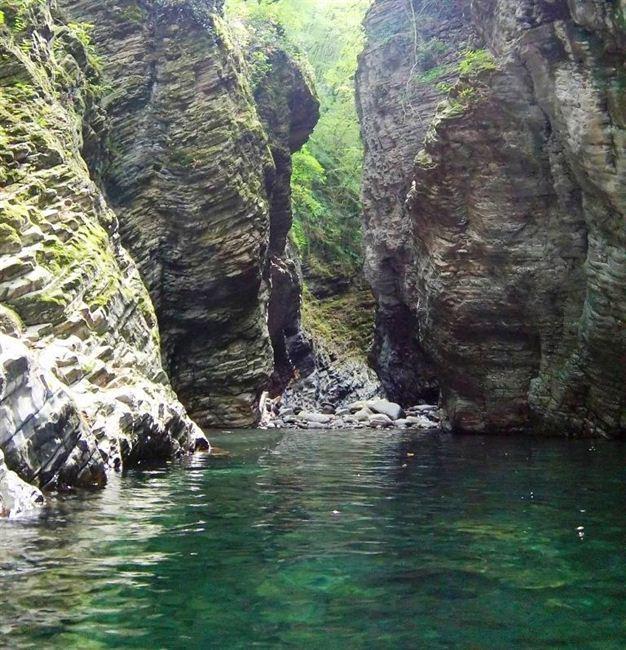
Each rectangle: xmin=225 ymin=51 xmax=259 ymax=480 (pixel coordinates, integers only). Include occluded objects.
xmin=358 ymin=0 xmax=625 ymax=436
xmin=57 ymin=0 xmax=278 ymax=428
xmin=1 ymin=0 xmax=326 ymax=513
xmin=0 ymin=0 xmax=206 ymax=511
xmin=247 ymin=36 xmax=320 ymax=396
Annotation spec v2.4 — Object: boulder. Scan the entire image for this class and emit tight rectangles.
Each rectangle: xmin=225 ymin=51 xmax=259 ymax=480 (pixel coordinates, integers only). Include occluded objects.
xmin=367 ymin=399 xmax=404 ymax=420
xmin=301 ymin=411 xmax=334 ymax=424
xmin=353 ymin=408 xmax=372 ymax=422
xmin=347 ymin=401 xmax=368 ymax=413
xmin=369 ymin=413 xmax=393 ymax=428
xmin=405 ymin=415 xmax=436 ymax=429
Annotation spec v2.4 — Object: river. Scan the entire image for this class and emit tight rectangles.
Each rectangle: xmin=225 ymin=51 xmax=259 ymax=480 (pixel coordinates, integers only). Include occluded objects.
xmin=1 ymin=429 xmax=624 ymax=648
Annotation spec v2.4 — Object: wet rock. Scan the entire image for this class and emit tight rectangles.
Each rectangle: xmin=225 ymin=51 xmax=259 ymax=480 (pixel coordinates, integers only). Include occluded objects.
xmin=367 ymin=399 xmax=404 ymax=421
xmin=369 ymin=413 xmax=393 ymax=428
xmin=0 ymin=450 xmax=44 ymax=518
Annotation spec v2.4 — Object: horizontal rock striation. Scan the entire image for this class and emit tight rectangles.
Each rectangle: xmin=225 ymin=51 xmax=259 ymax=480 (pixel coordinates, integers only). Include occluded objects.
xmin=59 ymin=0 xmax=277 ymax=428
xmin=249 ymin=37 xmax=320 ymax=396
xmin=358 ymin=0 xmax=625 ymax=436
xmin=0 ymin=0 xmax=205 ymax=501
xmin=356 ymin=0 xmax=473 ymax=406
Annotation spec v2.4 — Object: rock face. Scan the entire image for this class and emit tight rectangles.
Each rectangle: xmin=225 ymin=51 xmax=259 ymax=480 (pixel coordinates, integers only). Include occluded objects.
xmin=358 ymin=0 xmax=625 ymax=436
xmin=356 ymin=0 xmax=471 ymax=406
xmin=0 ymin=0 xmax=205 ymax=500
xmin=249 ymin=39 xmax=320 ymax=396
xmin=58 ymin=0 xmax=278 ymax=428
xmin=0 ymin=448 xmax=44 ymax=518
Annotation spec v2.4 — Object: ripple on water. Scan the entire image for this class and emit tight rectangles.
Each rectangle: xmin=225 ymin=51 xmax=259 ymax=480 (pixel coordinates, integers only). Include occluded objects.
xmin=0 ymin=429 xmax=625 ymax=648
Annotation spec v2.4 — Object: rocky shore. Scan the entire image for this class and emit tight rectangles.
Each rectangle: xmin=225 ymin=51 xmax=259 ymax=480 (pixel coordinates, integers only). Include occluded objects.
xmin=262 ymin=398 xmax=441 ymax=431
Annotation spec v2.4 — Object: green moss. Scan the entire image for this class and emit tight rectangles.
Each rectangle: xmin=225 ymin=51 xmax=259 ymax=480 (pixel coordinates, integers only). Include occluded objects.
xmin=0 ymin=303 xmax=24 ymax=333
xmin=415 ymin=149 xmax=435 ymax=170
xmin=0 ymin=223 xmax=20 ymax=250
xmin=1 ymin=202 xmax=30 ymax=228
xmin=87 ymin=274 xmax=120 ymax=309
xmin=301 ymin=285 xmax=374 ymax=361
xmin=418 ymin=63 xmax=455 ymax=84
xmin=119 ymin=4 xmax=146 ymax=23
xmin=458 ymin=49 xmax=496 ymax=76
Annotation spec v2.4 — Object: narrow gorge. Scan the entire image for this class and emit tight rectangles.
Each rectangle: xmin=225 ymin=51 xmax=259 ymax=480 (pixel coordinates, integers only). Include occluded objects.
xmin=1 ymin=0 xmax=625 ymax=516
xmin=1 ymin=1 xmax=625 ymax=646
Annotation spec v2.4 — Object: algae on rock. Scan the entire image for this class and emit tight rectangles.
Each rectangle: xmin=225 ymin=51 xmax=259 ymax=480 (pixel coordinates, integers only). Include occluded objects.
xmin=0 ymin=0 xmax=205 ymax=500
xmin=358 ymin=0 xmax=626 ymax=437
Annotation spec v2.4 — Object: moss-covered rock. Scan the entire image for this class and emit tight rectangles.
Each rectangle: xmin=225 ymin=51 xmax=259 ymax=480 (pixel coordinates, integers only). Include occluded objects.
xmin=358 ymin=0 xmax=626 ymax=437
xmin=58 ymin=0 xmax=280 ymax=428
xmin=0 ymin=0 xmax=205 ymax=494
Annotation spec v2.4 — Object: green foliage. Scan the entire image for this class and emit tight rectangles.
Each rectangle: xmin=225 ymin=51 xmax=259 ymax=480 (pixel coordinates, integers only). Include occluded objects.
xmin=67 ymin=21 xmax=93 ymax=48
xmin=0 ymin=0 xmax=46 ymax=33
xmin=301 ymin=285 xmax=374 ymax=360
xmin=226 ymin=0 xmax=369 ymax=282
xmin=458 ymin=49 xmax=496 ymax=76
xmin=415 ymin=38 xmax=449 ymax=71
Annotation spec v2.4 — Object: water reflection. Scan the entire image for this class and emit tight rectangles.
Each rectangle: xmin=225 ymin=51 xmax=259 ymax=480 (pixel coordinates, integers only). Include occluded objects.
xmin=1 ymin=430 xmax=625 ymax=648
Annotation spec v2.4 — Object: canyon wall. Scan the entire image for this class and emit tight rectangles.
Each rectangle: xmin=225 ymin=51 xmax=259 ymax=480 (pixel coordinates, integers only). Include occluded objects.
xmin=0 ymin=0 xmax=206 ymax=509
xmin=0 ymin=0 xmax=318 ymax=512
xmin=58 ymin=0 xmax=277 ymax=428
xmin=358 ymin=0 xmax=625 ymax=436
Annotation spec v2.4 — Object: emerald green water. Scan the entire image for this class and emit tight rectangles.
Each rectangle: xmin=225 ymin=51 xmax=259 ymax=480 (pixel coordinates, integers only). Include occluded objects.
xmin=1 ymin=429 xmax=625 ymax=648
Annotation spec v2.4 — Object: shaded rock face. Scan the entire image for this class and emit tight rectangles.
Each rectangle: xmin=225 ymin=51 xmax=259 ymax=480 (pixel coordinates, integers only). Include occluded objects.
xmin=0 ymin=1 xmax=204 ymax=499
xmin=250 ymin=44 xmax=320 ymax=396
xmin=358 ymin=0 xmax=625 ymax=436
xmin=356 ymin=0 xmax=472 ymax=406
xmin=59 ymin=0 xmax=277 ymax=428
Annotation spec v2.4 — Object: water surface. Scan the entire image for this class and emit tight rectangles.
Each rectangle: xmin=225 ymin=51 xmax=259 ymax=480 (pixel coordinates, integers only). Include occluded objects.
xmin=1 ymin=429 xmax=625 ymax=648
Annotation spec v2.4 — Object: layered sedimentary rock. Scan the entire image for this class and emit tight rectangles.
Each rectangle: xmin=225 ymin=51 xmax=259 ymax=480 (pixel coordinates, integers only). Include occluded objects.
xmin=0 ymin=0 xmax=205 ymax=504
xmin=356 ymin=0 xmax=471 ymax=406
xmin=58 ymin=0 xmax=277 ymax=428
xmin=358 ymin=0 xmax=625 ymax=436
xmin=249 ymin=40 xmax=320 ymax=395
